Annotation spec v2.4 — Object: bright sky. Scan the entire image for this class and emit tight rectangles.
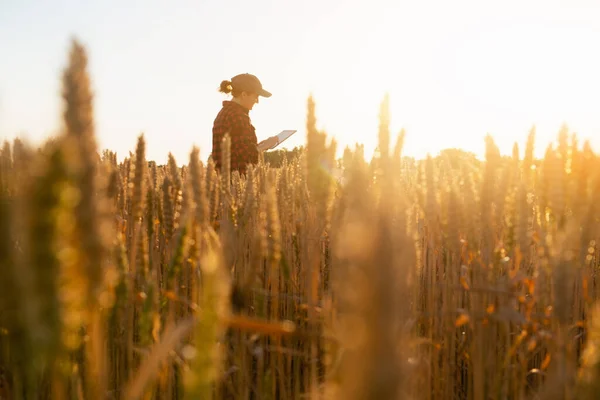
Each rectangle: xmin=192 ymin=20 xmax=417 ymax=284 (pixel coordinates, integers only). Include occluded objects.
xmin=1 ymin=0 xmax=600 ymax=164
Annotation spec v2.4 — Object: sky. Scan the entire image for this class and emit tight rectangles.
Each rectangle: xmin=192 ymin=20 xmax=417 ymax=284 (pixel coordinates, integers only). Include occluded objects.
xmin=1 ymin=0 xmax=600 ymax=164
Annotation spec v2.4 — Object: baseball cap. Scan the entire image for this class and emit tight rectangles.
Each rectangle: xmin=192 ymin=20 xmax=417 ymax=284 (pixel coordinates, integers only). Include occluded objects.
xmin=231 ymin=73 xmax=272 ymax=98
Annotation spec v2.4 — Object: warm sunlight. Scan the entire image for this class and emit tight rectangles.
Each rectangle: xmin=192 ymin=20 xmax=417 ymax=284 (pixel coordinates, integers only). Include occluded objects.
xmin=293 ymin=1 xmax=600 ymax=161
xmin=4 ymin=1 xmax=600 ymax=399
xmin=2 ymin=0 xmax=600 ymax=163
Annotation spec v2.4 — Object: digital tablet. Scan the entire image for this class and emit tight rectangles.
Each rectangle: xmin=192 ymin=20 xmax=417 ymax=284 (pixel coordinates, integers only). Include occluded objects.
xmin=272 ymin=130 xmax=297 ymax=149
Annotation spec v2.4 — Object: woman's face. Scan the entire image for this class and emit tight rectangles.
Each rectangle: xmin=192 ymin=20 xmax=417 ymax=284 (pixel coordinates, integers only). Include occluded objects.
xmin=239 ymin=91 xmax=259 ymax=111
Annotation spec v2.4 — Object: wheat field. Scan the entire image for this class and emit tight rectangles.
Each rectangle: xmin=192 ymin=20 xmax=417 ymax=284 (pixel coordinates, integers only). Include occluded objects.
xmin=2 ymin=39 xmax=600 ymax=400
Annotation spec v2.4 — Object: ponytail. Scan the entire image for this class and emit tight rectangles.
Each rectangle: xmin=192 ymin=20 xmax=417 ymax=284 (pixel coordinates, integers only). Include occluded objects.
xmin=219 ymin=80 xmax=233 ymax=94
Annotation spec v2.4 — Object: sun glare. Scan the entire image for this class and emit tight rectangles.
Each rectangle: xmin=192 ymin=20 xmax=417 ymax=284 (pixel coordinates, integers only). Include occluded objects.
xmin=296 ymin=4 xmax=600 ymax=162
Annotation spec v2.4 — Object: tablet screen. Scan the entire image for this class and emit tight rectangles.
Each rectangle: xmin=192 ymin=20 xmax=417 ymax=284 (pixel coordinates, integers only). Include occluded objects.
xmin=273 ymin=130 xmax=297 ymax=148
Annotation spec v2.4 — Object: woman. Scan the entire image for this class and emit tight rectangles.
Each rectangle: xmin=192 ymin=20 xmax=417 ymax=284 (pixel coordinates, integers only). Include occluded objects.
xmin=211 ymin=73 xmax=279 ymax=175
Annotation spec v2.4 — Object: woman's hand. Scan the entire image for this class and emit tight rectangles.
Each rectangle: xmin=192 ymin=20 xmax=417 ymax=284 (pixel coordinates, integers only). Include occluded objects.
xmin=257 ymin=136 xmax=279 ymax=151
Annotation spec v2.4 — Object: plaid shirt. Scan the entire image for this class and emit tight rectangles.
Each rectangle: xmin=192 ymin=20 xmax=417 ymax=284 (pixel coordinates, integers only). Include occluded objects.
xmin=212 ymin=101 xmax=258 ymax=175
